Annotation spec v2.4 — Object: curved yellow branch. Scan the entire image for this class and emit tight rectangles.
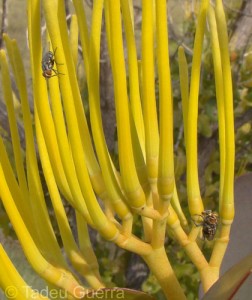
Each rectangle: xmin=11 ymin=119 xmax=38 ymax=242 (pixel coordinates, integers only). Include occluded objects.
xmin=186 ymin=0 xmax=209 ymax=215
xmin=142 ymin=0 xmax=159 ymax=184
xmin=156 ymin=0 xmax=174 ymax=200
xmin=107 ymin=0 xmax=146 ymax=209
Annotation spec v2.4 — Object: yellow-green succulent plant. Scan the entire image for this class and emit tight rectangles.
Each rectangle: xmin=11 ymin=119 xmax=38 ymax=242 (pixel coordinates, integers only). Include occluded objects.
xmin=0 ymin=0 xmax=234 ymax=299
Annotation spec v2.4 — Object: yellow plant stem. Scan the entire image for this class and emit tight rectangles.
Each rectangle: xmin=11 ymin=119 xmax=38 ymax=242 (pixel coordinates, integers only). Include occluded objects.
xmin=104 ymin=1 xmax=160 ymax=218
xmin=28 ymin=0 xmax=93 ymax=223
xmin=150 ymin=0 xmax=175 ymax=249
xmin=143 ymin=248 xmax=186 ymax=300
xmin=89 ymin=0 xmax=133 ymax=222
xmin=1 ymin=43 xmax=66 ymax=266
xmin=57 ymin=0 xmax=107 ymax=185
xmin=210 ymin=225 xmax=230 ymax=270
xmin=113 ymin=231 xmax=153 ymax=257
xmin=0 ymin=245 xmax=48 ymax=300
xmin=208 ymin=6 xmax=225 ymax=205
xmin=47 ymin=67 xmax=93 ymax=223
xmin=142 ymin=0 xmax=159 ymax=182
xmin=215 ymin=0 xmax=235 ymax=221
xmin=141 ymin=217 xmax=153 ymax=243
xmin=0 ymin=166 xmax=85 ymax=297
xmin=167 ymin=212 xmax=220 ymax=293
xmin=166 ymin=206 xmax=209 ymax=270
xmin=156 ymin=0 xmax=174 ymax=201
xmin=0 ymin=263 xmax=27 ymax=300
xmin=27 ymin=0 xmax=74 ymax=202
xmin=120 ymin=0 xmax=145 ymax=154
xmin=76 ymin=211 xmax=103 ymax=281
xmin=107 ymin=0 xmax=146 ymax=209
xmin=210 ymin=0 xmax=235 ymax=274
xmin=36 ymin=116 xmax=104 ymax=289
xmin=69 ymin=15 xmax=78 ymax=69
xmin=72 ymin=0 xmax=90 ymax=77
xmin=200 ymin=265 xmax=219 ymax=292
xmin=128 ymin=109 xmax=150 ymax=196
xmin=4 ymin=36 xmax=66 ymax=264
xmin=174 ymin=226 xmax=220 ymax=292
xmin=0 ymin=133 xmax=41 ymax=249
xmin=141 ymin=191 xmax=154 ymax=242
xmin=187 ymin=0 xmax=209 ymax=215
xmin=171 ymin=185 xmax=188 ymax=229
xmin=0 ymin=49 xmax=28 ymax=198
xmin=178 ymin=46 xmax=189 ymax=144
xmin=42 ymin=0 xmax=119 ymax=241
xmin=0 ymin=50 xmax=30 ymax=220
xmin=151 ymin=183 xmax=169 ymax=249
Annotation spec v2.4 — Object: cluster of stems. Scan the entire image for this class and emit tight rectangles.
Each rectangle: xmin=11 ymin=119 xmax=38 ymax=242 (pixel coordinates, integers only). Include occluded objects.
xmin=0 ymin=0 xmax=234 ymax=299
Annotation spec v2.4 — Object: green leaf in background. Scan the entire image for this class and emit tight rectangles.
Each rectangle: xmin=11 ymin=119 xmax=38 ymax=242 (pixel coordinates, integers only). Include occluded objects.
xmin=198 ymin=114 xmax=213 ymax=138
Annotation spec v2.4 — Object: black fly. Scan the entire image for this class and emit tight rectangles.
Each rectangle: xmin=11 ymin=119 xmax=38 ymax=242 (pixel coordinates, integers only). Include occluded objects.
xmin=42 ymin=48 xmax=64 ymax=78
xmin=192 ymin=210 xmax=218 ymax=241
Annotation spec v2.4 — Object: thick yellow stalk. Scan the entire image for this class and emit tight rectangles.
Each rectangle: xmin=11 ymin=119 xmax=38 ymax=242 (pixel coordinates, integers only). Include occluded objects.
xmin=166 ymin=208 xmax=213 ymax=290
xmin=210 ymin=224 xmax=230 ymax=270
xmin=156 ymin=0 xmax=174 ymax=200
xmin=142 ymin=0 xmax=159 ymax=183
xmin=215 ymin=0 xmax=235 ymax=221
xmin=88 ymin=0 xmax=132 ymax=221
xmin=209 ymin=0 xmax=235 ymax=276
xmin=120 ymin=0 xmax=145 ymax=154
xmin=208 ymin=6 xmax=225 ymax=208
xmin=143 ymin=248 xmax=186 ymax=300
xmin=114 ymin=234 xmax=152 ymax=256
xmin=0 ymin=265 xmax=27 ymax=300
xmin=107 ymin=0 xmax=146 ymax=209
xmin=186 ymin=0 xmax=209 ymax=215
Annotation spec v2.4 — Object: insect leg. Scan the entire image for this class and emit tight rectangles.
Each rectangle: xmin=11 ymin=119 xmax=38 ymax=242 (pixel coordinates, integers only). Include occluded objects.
xmin=52 ymin=69 xmax=65 ymax=76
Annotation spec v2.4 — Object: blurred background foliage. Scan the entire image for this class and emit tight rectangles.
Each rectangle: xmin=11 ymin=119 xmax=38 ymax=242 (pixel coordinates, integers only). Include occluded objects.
xmin=0 ymin=0 xmax=252 ymax=299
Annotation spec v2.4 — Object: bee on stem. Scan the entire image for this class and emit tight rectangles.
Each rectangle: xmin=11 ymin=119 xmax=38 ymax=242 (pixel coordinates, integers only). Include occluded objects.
xmin=42 ymin=47 xmax=64 ymax=79
xmin=192 ymin=210 xmax=218 ymax=241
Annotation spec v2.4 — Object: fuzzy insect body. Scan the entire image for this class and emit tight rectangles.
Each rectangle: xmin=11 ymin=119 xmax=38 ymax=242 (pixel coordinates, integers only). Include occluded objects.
xmin=192 ymin=210 xmax=218 ymax=241
xmin=41 ymin=48 xmax=64 ymax=78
